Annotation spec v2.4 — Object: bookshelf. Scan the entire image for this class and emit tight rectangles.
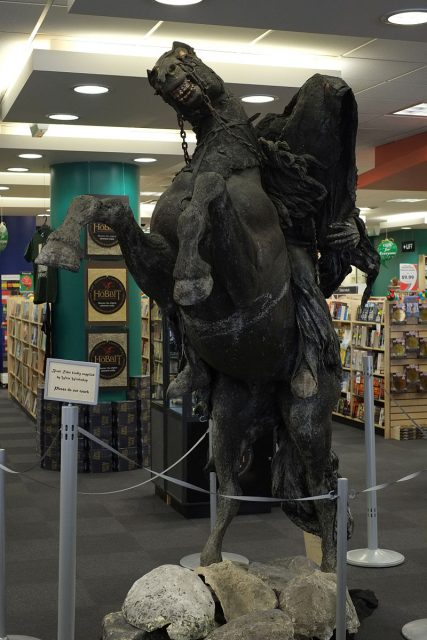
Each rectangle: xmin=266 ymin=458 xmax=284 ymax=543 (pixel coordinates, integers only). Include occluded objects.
xmin=141 ymin=293 xmax=150 ymax=376
xmin=329 ymin=295 xmax=387 ymax=435
xmin=1 ymin=275 xmax=20 ymax=385
xmin=6 ymin=296 xmax=47 ymax=419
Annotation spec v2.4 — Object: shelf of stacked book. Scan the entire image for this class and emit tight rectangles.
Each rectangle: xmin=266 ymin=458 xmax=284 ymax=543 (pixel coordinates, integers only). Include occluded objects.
xmin=6 ymin=296 xmax=47 ymax=419
xmin=141 ymin=293 xmax=150 ymax=376
xmin=328 ymin=294 xmax=387 ymax=435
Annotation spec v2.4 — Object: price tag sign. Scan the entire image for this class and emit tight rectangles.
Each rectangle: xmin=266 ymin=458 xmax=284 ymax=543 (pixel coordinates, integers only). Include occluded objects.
xmin=44 ymin=358 xmax=100 ymax=405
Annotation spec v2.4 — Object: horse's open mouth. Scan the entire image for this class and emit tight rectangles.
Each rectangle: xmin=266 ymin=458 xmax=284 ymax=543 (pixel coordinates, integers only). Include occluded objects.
xmin=171 ymin=78 xmax=196 ymax=103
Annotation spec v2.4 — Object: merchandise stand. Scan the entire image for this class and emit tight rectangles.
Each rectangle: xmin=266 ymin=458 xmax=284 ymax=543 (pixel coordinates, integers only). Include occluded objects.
xmin=180 ymin=420 xmax=249 ymax=571
xmin=57 ymin=405 xmax=79 ymax=640
xmin=347 ymin=356 xmax=405 ymax=567
xmin=0 ymin=449 xmax=42 ymax=640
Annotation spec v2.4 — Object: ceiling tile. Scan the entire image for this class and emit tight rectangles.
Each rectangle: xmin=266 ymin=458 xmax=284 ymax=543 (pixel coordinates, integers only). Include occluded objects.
xmin=258 ymin=31 xmax=370 ymax=56
xmin=344 ymin=38 xmax=427 ymax=63
xmin=342 ymin=58 xmax=422 ymax=92
xmin=153 ymin=22 xmax=265 ymax=47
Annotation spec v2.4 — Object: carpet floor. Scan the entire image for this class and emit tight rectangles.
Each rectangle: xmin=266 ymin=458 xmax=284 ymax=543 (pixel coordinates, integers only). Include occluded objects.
xmin=1 ymin=389 xmax=427 ymax=639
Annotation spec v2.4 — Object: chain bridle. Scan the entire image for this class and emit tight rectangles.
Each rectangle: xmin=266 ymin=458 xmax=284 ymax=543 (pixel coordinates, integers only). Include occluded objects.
xmin=177 ymin=113 xmax=191 ymax=166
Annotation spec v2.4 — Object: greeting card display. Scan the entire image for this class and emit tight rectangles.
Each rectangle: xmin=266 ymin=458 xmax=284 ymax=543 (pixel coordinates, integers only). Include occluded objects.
xmin=405 ymin=331 xmax=419 ymax=352
xmin=391 ymin=372 xmax=407 ymax=393
xmin=405 ymin=365 xmax=420 ymax=392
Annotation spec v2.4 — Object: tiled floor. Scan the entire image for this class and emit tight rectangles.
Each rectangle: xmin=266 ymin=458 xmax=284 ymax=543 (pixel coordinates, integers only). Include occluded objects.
xmin=1 ymin=389 xmax=427 ymax=639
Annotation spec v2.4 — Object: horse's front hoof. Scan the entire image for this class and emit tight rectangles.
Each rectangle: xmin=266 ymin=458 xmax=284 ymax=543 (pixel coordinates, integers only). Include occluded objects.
xmin=174 ymin=275 xmax=213 ymax=306
xmin=35 ymin=238 xmax=83 ymax=272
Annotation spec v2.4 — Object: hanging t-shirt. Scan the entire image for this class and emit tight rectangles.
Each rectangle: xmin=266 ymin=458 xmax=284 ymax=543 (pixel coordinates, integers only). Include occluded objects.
xmin=24 ymin=226 xmax=58 ymax=304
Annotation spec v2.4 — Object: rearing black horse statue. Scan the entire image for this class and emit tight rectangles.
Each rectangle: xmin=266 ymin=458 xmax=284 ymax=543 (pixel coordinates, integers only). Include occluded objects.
xmin=37 ymin=42 xmax=379 ymax=572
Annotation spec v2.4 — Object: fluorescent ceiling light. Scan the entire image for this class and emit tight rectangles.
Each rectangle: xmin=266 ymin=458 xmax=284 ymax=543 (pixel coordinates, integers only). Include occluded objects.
xmin=7 ymin=167 xmax=28 ymax=172
xmin=393 ymin=103 xmax=427 ymax=116
xmin=359 ymin=207 xmax=372 ymax=212
xmin=402 ymin=226 xmax=412 ymax=229
xmin=134 ymin=157 xmax=157 ymax=163
xmin=379 ymin=211 xmax=427 ymax=222
xmin=48 ymin=113 xmax=79 ymax=121
xmin=154 ymin=0 xmax=203 ymax=4
xmin=384 ymin=10 xmax=427 ymax=25
xmin=73 ymin=85 xmax=109 ymax=95
xmin=0 ymin=186 xmax=10 ymax=191
xmin=18 ymin=153 xmax=43 ymax=159
xmin=37 ymin=213 xmax=50 ymax=217
xmin=387 ymin=198 xmax=427 ymax=203
xmin=241 ymin=95 xmax=276 ymax=104
xmin=141 ymin=191 xmax=163 ymax=197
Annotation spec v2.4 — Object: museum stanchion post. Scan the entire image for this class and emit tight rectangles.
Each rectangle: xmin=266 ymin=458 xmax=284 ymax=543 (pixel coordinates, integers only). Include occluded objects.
xmin=336 ymin=477 xmax=349 ymax=640
xmin=347 ymin=355 xmax=405 ymax=567
xmin=0 ymin=449 xmax=42 ymax=640
xmin=57 ymin=405 xmax=79 ymax=640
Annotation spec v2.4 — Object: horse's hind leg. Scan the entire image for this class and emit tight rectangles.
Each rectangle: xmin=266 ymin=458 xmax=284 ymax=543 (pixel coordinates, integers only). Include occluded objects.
xmin=200 ymin=374 xmax=271 ymax=566
xmin=173 ymin=171 xmax=226 ymax=306
xmin=278 ymin=367 xmax=343 ymax=571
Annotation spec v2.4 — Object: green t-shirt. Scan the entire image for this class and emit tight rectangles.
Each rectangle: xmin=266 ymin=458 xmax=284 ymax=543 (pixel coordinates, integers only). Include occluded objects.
xmin=24 ymin=227 xmax=57 ymax=304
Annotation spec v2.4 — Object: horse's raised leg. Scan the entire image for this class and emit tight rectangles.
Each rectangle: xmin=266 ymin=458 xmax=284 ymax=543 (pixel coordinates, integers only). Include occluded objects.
xmin=173 ymin=171 xmax=226 ymax=306
xmin=277 ymin=367 xmax=343 ymax=572
xmin=36 ymin=195 xmax=176 ymax=309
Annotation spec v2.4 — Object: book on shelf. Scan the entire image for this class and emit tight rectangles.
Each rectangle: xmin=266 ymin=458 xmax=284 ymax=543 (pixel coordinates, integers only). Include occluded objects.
xmin=329 ymin=300 xmax=350 ymax=321
xmin=357 ymin=300 xmax=383 ymax=323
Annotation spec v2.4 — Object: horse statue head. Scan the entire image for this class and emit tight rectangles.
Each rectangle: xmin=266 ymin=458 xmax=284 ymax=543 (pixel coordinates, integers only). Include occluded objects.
xmin=147 ymin=41 xmax=226 ymax=125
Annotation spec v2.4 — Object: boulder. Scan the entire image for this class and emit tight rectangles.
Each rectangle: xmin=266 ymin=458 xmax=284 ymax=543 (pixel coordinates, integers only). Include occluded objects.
xmin=102 ymin=611 xmax=170 ymax=639
xmin=204 ymin=609 xmax=294 ymax=640
xmin=197 ymin=559 xmax=277 ymax=622
xmin=122 ymin=564 xmax=216 ymax=640
xmin=279 ymin=571 xmax=359 ymax=640
xmin=248 ymin=556 xmax=319 ymax=592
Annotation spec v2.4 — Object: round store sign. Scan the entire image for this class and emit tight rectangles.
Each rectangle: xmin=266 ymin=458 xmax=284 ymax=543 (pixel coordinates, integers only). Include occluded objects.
xmin=88 ymin=275 xmax=126 ymax=314
xmin=89 ymin=340 xmax=127 ymax=379
xmin=377 ymin=238 xmax=398 ymax=261
xmin=88 ymin=222 xmax=119 ymax=248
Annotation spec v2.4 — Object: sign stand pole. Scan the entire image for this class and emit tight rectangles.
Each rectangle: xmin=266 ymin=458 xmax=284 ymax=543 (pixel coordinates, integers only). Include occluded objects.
xmin=347 ymin=356 xmax=404 ymax=568
xmin=0 ymin=449 xmax=42 ymax=640
xmin=180 ymin=419 xmax=248 ymax=570
xmin=57 ymin=404 xmax=79 ymax=640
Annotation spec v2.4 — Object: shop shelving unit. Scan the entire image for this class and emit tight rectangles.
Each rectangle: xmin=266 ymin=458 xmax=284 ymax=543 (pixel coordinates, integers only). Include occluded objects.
xmin=6 ymin=296 xmax=47 ymax=418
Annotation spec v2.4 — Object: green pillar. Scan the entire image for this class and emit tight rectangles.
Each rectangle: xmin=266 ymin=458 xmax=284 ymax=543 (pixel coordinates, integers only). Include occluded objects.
xmin=50 ymin=162 xmax=141 ymax=401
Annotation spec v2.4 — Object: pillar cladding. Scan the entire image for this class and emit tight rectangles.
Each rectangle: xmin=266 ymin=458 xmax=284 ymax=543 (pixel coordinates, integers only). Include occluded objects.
xmin=50 ymin=162 xmax=141 ymax=401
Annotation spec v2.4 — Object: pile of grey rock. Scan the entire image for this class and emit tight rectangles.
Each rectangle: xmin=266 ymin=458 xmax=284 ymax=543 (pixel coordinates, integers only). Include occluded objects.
xmin=102 ymin=556 xmax=359 ymax=640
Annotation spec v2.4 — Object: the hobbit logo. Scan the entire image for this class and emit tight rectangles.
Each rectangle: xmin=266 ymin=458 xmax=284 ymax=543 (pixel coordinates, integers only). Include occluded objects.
xmin=90 ymin=341 xmax=127 ymax=379
xmin=88 ymin=275 xmax=126 ymax=314
xmin=88 ymin=222 xmax=118 ymax=248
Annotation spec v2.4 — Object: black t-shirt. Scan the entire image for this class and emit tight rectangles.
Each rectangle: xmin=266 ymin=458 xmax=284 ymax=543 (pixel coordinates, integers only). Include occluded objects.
xmin=24 ymin=226 xmax=57 ymax=304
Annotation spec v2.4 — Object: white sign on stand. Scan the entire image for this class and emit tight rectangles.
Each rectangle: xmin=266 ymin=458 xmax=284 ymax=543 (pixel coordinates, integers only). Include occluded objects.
xmin=44 ymin=358 xmax=100 ymax=405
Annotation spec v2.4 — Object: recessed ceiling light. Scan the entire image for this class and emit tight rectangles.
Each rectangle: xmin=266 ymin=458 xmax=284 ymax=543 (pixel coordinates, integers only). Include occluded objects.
xmin=134 ymin=157 xmax=157 ymax=163
xmin=73 ymin=85 xmax=109 ymax=95
xmin=387 ymin=198 xmax=427 ymax=203
xmin=384 ymin=10 xmax=427 ymax=25
xmin=0 ymin=186 xmax=10 ymax=190
xmin=18 ymin=153 xmax=43 ymax=159
xmin=393 ymin=103 xmax=427 ymax=116
xmin=7 ymin=167 xmax=29 ymax=172
xmin=154 ymin=0 xmax=203 ymax=5
xmin=241 ymin=95 xmax=276 ymax=104
xmin=48 ymin=113 xmax=79 ymax=121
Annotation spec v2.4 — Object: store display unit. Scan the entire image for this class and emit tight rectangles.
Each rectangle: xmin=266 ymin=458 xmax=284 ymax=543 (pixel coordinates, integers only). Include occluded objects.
xmin=329 ymin=295 xmax=387 ymax=436
xmin=7 ymin=296 xmax=47 ymax=418
xmin=331 ymin=294 xmax=427 ymax=440
xmin=141 ymin=294 xmax=150 ymax=376
xmin=1 ymin=274 xmax=20 ymax=385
